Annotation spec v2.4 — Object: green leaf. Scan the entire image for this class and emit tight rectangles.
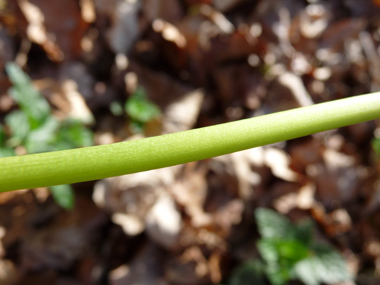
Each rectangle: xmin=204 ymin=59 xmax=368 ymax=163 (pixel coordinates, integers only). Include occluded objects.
xmin=0 ymin=147 xmax=15 ymax=158
xmin=294 ymin=218 xmax=314 ymax=246
xmin=254 ymin=208 xmax=351 ymax=285
xmin=229 ymin=260 xmax=266 ymax=285
xmin=49 ymin=184 xmax=75 ymax=210
xmin=25 ymin=116 xmax=60 ymax=153
xmin=6 ymin=63 xmax=50 ymax=128
xmin=125 ymin=87 xmax=161 ymax=123
xmin=55 ymin=120 xmax=93 ymax=150
xmin=257 ymin=241 xmax=290 ymax=285
xmin=5 ymin=110 xmax=30 ymax=146
xmin=257 ymin=237 xmax=310 ymax=285
xmin=293 ymin=244 xmax=352 ymax=285
xmin=293 ymin=259 xmax=319 ymax=285
xmin=276 ymin=239 xmax=309 ymax=264
xmin=313 ymin=244 xmax=352 ymax=283
xmin=255 ymin=208 xmax=294 ymax=239
xmin=257 ymin=239 xmax=279 ymax=266
xmin=266 ymin=267 xmax=291 ymax=285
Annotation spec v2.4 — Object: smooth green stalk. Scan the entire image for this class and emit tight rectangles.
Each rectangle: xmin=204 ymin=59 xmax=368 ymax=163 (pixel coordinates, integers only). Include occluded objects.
xmin=1 ymin=93 xmax=380 ymax=192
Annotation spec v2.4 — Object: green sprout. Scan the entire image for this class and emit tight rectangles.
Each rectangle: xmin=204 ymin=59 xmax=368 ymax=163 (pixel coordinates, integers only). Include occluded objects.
xmin=0 ymin=85 xmax=380 ymax=192
xmin=0 ymin=63 xmax=94 ymax=209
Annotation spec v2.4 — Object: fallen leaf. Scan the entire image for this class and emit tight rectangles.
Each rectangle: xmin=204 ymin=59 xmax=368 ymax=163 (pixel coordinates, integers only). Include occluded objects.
xmin=145 ymin=193 xmax=182 ymax=249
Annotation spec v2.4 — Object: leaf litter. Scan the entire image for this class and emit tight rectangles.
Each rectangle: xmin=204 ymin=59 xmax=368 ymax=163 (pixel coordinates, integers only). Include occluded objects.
xmin=1 ymin=0 xmax=380 ymax=284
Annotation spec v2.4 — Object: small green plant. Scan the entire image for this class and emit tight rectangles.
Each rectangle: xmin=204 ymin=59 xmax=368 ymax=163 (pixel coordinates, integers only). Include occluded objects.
xmin=0 ymin=63 xmax=93 ymax=208
xmin=125 ymin=86 xmax=161 ymax=130
xmin=231 ymin=208 xmax=352 ymax=285
xmin=0 ymin=90 xmax=380 ymax=191
xmin=110 ymin=86 xmax=161 ymax=133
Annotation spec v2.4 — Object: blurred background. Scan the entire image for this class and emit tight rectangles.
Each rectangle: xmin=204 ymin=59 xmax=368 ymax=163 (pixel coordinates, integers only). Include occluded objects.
xmin=1 ymin=0 xmax=380 ymax=284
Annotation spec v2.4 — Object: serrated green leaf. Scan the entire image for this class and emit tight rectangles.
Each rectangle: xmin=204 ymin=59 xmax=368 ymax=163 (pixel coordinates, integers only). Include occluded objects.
xmin=125 ymin=87 xmax=161 ymax=123
xmin=5 ymin=110 xmax=30 ymax=145
xmin=49 ymin=184 xmax=75 ymax=210
xmin=6 ymin=63 xmax=50 ymax=128
xmin=255 ymin=208 xmax=294 ymax=239
xmin=0 ymin=147 xmax=15 ymax=158
xmin=229 ymin=260 xmax=266 ymax=285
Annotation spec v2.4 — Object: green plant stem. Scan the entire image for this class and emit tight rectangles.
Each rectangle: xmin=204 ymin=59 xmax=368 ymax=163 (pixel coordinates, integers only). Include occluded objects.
xmin=1 ymin=93 xmax=380 ymax=192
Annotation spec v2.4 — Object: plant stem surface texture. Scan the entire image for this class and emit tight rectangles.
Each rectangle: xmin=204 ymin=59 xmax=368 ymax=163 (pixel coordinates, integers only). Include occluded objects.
xmin=1 ymin=93 xmax=380 ymax=191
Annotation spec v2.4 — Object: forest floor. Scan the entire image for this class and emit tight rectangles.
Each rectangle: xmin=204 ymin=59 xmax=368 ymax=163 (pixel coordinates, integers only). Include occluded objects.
xmin=1 ymin=0 xmax=380 ymax=284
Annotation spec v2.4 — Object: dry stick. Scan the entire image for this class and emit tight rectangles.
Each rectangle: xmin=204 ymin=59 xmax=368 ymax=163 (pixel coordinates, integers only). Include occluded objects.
xmin=1 ymin=93 xmax=380 ymax=192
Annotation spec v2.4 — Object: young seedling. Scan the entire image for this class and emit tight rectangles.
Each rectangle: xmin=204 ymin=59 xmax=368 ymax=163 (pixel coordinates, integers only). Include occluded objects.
xmin=230 ymin=208 xmax=352 ymax=285
xmin=0 ymin=84 xmax=380 ymax=192
xmin=0 ymin=63 xmax=93 ymax=208
xmin=110 ymin=85 xmax=162 ymax=134
xmin=125 ymin=86 xmax=161 ymax=133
